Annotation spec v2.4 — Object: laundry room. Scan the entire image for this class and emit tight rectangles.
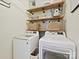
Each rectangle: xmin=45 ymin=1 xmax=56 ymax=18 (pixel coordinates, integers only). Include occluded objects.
xmin=0 ymin=0 xmax=79 ymax=59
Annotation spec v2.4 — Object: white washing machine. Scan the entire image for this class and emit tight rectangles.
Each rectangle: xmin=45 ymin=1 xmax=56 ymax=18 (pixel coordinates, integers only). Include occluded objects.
xmin=39 ymin=31 xmax=77 ymax=59
xmin=12 ymin=31 xmax=39 ymax=59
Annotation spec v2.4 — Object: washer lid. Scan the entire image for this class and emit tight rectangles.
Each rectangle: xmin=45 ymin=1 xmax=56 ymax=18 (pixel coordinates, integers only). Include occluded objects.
xmin=14 ymin=34 xmax=35 ymax=40
xmin=14 ymin=31 xmax=39 ymax=40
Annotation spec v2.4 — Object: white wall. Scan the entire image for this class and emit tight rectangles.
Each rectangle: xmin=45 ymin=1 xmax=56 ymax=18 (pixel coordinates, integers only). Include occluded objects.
xmin=66 ymin=0 xmax=79 ymax=59
xmin=0 ymin=0 xmax=27 ymax=59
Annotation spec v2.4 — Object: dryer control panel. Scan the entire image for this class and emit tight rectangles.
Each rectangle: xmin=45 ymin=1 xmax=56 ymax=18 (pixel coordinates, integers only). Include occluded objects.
xmin=45 ymin=31 xmax=66 ymax=36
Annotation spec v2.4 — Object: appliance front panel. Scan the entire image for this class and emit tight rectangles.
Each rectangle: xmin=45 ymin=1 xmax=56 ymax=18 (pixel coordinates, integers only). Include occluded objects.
xmin=13 ymin=39 xmax=29 ymax=59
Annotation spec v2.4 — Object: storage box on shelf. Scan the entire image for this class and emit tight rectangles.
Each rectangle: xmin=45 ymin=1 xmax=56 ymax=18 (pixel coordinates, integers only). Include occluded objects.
xmin=38 ymin=21 xmax=47 ymax=31
xmin=26 ymin=22 xmax=39 ymax=31
xmin=47 ymin=22 xmax=64 ymax=31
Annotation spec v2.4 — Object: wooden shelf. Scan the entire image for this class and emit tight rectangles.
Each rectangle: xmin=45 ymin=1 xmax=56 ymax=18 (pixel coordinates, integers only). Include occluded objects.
xmin=26 ymin=29 xmax=64 ymax=32
xmin=27 ymin=15 xmax=64 ymax=21
xmin=27 ymin=0 xmax=64 ymax=13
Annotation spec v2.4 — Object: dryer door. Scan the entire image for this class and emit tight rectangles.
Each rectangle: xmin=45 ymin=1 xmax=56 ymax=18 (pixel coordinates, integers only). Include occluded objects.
xmin=43 ymin=50 xmax=69 ymax=59
xmin=41 ymin=46 xmax=72 ymax=59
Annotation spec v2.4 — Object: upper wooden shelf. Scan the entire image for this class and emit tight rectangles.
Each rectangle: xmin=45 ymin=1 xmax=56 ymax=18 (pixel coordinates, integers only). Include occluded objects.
xmin=27 ymin=0 xmax=64 ymax=13
xmin=27 ymin=15 xmax=64 ymax=21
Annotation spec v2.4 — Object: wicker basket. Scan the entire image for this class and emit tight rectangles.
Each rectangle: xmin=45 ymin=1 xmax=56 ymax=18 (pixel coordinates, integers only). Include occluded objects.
xmin=27 ymin=22 xmax=39 ymax=31
xmin=47 ymin=22 xmax=63 ymax=31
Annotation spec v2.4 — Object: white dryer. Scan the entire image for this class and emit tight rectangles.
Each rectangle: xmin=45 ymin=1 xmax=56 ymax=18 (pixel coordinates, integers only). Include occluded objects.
xmin=13 ymin=31 xmax=39 ymax=59
xmin=39 ymin=31 xmax=76 ymax=59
